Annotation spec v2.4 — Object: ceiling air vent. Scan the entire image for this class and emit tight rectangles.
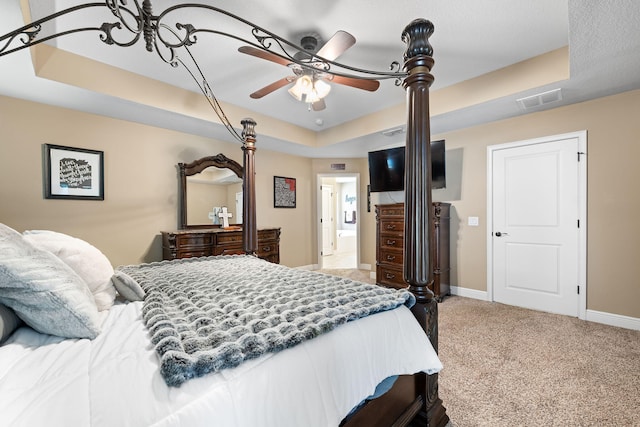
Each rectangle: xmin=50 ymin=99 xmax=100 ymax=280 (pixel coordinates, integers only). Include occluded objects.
xmin=516 ymin=88 xmax=563 ymax=110
xmin=381 ymin=127 xmax=405 ymax=137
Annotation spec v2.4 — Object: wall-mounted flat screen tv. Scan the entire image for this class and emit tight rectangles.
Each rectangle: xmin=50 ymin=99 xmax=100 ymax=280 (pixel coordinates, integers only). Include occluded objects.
xmin=368 ymin=140 xmax=445 ymax=192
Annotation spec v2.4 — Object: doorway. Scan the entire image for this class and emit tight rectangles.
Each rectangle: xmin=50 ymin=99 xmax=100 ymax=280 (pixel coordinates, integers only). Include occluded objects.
xmin=487 ymin=131 xmax=587 ymax=318
xmin=317 ymin=174 xmax=359 ymax=269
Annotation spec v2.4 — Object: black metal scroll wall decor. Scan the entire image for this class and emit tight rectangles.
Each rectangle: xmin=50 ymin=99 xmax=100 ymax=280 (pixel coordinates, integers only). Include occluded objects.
xmin=0 ymin=1 xmax=407 ymax=142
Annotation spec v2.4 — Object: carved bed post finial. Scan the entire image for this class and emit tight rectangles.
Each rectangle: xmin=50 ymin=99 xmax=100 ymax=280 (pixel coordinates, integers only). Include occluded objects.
xmin=402 ymin=18 xmax=449 ymax=427
xmin=241 ymin=118 xmax=258 ymax=256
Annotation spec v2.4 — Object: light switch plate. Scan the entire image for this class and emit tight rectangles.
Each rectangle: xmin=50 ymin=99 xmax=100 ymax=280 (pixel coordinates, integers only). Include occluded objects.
xmin=468 ymin=216 xmax=479 ymax=226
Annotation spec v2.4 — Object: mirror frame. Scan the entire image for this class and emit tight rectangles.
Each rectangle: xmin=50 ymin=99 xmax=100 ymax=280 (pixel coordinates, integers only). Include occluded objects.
xmin=178 ymin=153 xmax=243 ymax=229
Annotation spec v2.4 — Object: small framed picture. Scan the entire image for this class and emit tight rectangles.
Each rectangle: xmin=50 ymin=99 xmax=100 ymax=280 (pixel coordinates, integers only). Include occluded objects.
xmin=44 ymin=144 xmax=104 ymax=200
xmin=274 ymin=176 xmax=296 ymax=208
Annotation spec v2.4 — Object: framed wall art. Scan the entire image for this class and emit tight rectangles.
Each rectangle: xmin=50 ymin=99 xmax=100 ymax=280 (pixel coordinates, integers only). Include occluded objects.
xmin=273 ymin=176 xmax=296 ymax=208
xmin=44 ymin=144 xmax=104 ymax=200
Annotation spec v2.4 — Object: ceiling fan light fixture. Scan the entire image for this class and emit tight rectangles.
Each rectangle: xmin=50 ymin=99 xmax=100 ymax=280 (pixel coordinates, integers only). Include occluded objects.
xmin=288 ymin=75 xmax=331 ymax=104
xmin=314 ymin=79 xmax=331 ymax=99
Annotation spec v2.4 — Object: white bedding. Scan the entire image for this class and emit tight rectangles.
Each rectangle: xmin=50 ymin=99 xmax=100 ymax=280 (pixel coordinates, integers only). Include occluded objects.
xmin=0 ymin=301 xmax=441 ymax=427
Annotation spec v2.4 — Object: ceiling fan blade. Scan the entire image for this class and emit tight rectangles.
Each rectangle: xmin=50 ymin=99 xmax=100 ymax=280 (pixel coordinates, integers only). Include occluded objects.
xmin=250 ymin=77 xmax=294 ymax=99
xmin=238 ymin=46 xmax=292 ymax=67
xmin=328 ymin=75 xmax=380 ymax=92
xmin=312 ymin=99 xmax=326 ymax=111
xmin=316 ymin=30 xmax=356 ymax=61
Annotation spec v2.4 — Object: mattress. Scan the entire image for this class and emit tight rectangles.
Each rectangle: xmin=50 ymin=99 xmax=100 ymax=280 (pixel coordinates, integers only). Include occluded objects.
xmin=0 ymin=300 xmax=441 ymax=427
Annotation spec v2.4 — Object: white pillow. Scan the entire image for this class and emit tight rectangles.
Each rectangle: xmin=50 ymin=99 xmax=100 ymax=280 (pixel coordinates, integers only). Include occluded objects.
xmin=0 ymin=223 xmax=102 ymax=339
xmin=23 ymin=230 xmax=116 ymax=311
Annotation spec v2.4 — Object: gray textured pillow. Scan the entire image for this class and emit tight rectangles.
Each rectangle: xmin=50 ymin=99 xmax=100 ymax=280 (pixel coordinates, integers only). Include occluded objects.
xmin=112 ymin=270 xmax=145 ymax=302
xmin=0 ymin=303 xmax=22 ymax=344
xmin=0 ymin=223 xmax=101 ymax=339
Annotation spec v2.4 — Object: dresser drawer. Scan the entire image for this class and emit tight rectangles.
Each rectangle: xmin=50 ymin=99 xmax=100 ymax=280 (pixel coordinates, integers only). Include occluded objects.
xmin=176 ymin=249 xmax=212 ymax=259
xmin=377 ymin=205 xmax=404 ymax=217
xmin=376 ymin=265 xmax=407 ymax=289
xmin=257 ymin=242 xmax=278 ymax=257
xmin=258 ymin=229 xmax=280 ymax=241
xmin=215 ymin=247 xmax=244 ymax=256
xmin=379 ymin=219 xmax=403 ymax=236
xmin=175 ymin=233 xmax=213 ymax=248
xmin=379 ymin=234 xmax=403 ymax=250
xmin=379 ymin=248 xmax=403 ymax=266
xmin=217 ymin=233 xmax=243 ymax=245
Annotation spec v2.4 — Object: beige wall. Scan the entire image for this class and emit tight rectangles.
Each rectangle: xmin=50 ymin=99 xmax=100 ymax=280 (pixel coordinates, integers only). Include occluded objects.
xmin=426 ymin=89 xmax=640 ymax=319
xmin=0 ymin=95 xmax=312 ymax=268
xmin=2 ymin=89 xmax=639 ymax=320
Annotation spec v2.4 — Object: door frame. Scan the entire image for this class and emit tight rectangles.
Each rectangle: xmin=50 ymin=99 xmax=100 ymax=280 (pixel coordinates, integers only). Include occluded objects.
xmin=321 ymin=184 xmax=334 ymax=257
xmin=486 ymin=131 xmax=587 ymax=319
xmin=316 ymin=173 xmax=360 ymax=269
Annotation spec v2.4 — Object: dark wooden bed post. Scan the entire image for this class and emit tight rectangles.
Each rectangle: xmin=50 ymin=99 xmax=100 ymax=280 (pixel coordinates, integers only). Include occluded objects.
xmin=241 ymin=118 xmax=258 ymax=255
xmin=402 ymin=19 xmax=449 ymax=427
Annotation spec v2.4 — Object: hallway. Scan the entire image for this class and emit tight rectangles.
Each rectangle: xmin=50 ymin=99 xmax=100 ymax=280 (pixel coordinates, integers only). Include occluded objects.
xmin=321 ymin=230 xmax=356 ymax=269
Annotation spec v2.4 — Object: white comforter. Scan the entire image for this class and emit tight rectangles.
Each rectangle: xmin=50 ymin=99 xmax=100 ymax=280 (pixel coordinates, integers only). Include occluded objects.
xmin=0 ymin=301 xmax=441 ymax=427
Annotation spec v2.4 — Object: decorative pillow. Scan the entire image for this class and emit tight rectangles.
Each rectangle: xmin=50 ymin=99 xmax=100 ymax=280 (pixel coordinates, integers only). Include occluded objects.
xmin=112 ymin=270 xmax=145 ymax=302
xmin=23 ymin=230 xmax=116 ymax=311
xmin=0 ymin=223 xmax=101 ymax=339
xmin=0 ymin=303 xmax=22 ymax=344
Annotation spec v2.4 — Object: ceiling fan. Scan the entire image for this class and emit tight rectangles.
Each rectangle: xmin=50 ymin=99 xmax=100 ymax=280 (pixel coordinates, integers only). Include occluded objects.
xmin=238 ymin=31 xmax=380 ymax=111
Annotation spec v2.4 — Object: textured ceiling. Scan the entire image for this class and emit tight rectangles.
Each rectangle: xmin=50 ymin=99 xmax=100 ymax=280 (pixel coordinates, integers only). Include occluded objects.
xmin=0 ymin=0 xmax=639 ymax=157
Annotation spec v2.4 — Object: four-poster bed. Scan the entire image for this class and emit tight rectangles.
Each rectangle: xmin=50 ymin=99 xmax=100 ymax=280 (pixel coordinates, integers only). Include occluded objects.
xmin=0 ymin=4 xmax=448 ymax=425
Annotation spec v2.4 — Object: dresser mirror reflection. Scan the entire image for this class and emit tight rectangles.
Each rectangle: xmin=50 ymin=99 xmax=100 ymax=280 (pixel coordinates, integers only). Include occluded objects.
xmin=179 ymin=154 xmax=244 ymax=229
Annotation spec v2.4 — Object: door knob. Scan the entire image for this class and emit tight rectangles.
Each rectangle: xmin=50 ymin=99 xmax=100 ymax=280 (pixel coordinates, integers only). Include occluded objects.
xmin=495 ymin=231 xmax=509 ymax=237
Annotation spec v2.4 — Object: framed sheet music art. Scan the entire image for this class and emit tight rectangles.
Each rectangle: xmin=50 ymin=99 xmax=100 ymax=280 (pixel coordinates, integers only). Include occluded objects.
xmin=44 ymin=144 xmax=104 ymax=200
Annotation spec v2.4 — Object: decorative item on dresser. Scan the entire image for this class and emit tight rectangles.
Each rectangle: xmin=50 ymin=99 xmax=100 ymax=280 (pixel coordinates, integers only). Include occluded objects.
xmin=375 ymin=202 xmax=451 ymax=300
xmin=161 ymin=228 xmax=280 ymax=263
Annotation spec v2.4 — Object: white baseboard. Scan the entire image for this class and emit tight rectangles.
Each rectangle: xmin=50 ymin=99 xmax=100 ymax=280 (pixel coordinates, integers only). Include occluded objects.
xmin=359 ymin=263 xmax=372 ymax=271
xmin=449 ymin=285 xmax=490 ymax=301
xmin=586 ymin=309 xmax=640 ymax=331
xmin=449 ymin=286 xmax=640 ymax=331
xmin=296 ymin=264 xmax=318 ymax=271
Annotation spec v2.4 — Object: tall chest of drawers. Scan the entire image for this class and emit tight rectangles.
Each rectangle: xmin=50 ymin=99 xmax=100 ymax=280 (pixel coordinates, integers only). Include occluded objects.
xmin=161 ymin=227 xmax=280 ymax=264
xmin=375 ymin=202 xmax=450 ymax=299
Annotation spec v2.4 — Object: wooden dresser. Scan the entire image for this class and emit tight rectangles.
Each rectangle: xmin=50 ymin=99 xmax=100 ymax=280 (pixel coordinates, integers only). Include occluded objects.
xmin=161 ymin=227 xmax=281 ymax=264
xmin=375 ymin=202 xmax=450 ymax=299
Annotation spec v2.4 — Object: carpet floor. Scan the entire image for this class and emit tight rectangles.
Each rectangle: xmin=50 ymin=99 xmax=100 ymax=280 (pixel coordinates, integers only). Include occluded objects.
xmin=438 ymin=296 xmax=640 ymax=426
xmin=318 ymin=269 xmax=640 ymax=426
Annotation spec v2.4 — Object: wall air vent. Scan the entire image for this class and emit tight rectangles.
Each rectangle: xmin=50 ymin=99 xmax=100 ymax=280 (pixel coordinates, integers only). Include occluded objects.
xmin=516 ymin=88 xmax=563 ymax=110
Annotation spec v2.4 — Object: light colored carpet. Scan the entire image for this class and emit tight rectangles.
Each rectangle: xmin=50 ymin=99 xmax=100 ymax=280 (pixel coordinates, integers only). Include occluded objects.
xmin=438 ymin=296 xmax=640 ymax=426
xmin=318 ymin=269 xmax=640 ymax=426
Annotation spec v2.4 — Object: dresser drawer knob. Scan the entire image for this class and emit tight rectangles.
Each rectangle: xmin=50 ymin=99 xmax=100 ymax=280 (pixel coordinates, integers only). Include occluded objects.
xmin=386 ymin=224 xmax=396 ymax=230
xmin=385 ymin=273 xmax=396 ymax=280
xmin=386 ymin=239 xmax=397 ymax=246
xmin=262 ymin=246 xmax=271 ymax=252
xmin=386 ymin=255 xmax=396 ymax=261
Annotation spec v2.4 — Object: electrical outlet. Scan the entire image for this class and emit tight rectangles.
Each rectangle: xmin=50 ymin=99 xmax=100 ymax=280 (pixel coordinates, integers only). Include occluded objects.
xmin=468 ymin=216 xmax=479 ymax=226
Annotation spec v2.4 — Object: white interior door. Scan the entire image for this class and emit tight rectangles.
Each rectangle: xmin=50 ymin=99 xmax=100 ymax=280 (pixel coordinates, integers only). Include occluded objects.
xmin=235 ymin=192 xmax=243 ymax=224
xmin=491 ymin=134 xmax=584 ymax=317
xmin=321 ymin=185 xmax=333 ymax=256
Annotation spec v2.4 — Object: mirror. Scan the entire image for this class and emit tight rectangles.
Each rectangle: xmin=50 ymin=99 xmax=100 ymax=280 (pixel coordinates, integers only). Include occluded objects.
xmin=179 ymin=154 xmax=243 ymax=229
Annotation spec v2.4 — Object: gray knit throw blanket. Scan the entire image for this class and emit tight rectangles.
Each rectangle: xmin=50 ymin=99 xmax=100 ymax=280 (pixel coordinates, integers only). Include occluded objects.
xmin=119 ymin=255 xmax=415 ymax=387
